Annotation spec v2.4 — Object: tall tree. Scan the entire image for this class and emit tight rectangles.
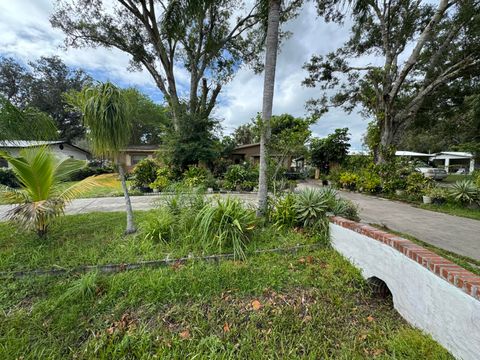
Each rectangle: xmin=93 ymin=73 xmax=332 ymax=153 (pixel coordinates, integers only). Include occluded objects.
xmin=233 ymin=123 xmax=257 ymax=145
xmin=257 ymin=0 xmax=281 ymax=216
xmin=122 ymin=88 xmax=170 ymax=145
xmin=0 ymin=56 xmax=92 ymax=142
xmin=305 ymin=0 xmax=480 ymax=162
xmin=69 ymin=82 xmax=137 ymax=234
xmin=0 ymin=96 xmax=58 ymax=142
xmin=51 ymin=0 xmax=265 ymax=130
xmin=310 ymin=128 xmax=351 ymax=172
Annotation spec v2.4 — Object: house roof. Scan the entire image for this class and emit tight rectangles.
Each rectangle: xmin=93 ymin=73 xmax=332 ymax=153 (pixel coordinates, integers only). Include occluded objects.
xmin=0 ymin=140 xmax=90 ymax=154
xmin=121 ymin=145 xmax=160 ymax=152
xmin=395 ymin=151 xmax=432 ymax=157
xmin=430 ymin=152 xmax=473 ymax=160
xmin=233 ymin=143 xmax=260 ymax=150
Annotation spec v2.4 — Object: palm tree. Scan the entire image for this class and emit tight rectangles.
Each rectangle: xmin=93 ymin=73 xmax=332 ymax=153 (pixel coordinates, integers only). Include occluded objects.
xmin=257 ymin=0 xmax=281 ymax=216
xmin=70 ymin=82 xmax=137 ymax=234
xmin=0 ymin=147 xmax=100 ymax=237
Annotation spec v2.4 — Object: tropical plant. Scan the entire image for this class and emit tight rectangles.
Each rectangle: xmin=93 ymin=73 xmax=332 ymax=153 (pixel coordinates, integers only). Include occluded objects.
xmin=194 ymin=197 xmax=257 ymax=259
xmin=182 ymin=165 xmax=215 ymax=189
xmin=68 ymin=82 xmax=136 ymax=234
xmin=358 ymin=171 xmax=382 ymax=193
xmin=141 ymin=208 xmax=175 ymax=243
xmin=0 ymin=147 xmax=100 ymax=237
xmin=271 ymin=192 xmax=297 ymax=229
xmin=405 ymin=172 xmax=430 ymax=196
xmin=223 ymin=163 xmax=259 ymax=191
xmin=330 ymin=198 xmax=359 ymax=222
xmin=294 ymin=188 xmax=328 ymax=229
xmin=338 ymin=172 xmax=358 ymax=190
xmin=132 ymin=159 xmax=159 ymax=189
xmin=450 ymin=180 xmax=478 ymax=204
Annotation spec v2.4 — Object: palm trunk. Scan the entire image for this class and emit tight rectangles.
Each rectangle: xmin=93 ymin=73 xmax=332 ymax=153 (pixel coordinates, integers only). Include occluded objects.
xmin=257 ymin=0 xmax=281 ymax=216
xmin=118 ymin=164 xmax=136 ymax=234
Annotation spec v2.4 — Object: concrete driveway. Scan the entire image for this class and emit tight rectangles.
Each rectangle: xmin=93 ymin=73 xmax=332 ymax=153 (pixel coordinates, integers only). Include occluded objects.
xmin=299 ymin=181 xmax=480 ymax=261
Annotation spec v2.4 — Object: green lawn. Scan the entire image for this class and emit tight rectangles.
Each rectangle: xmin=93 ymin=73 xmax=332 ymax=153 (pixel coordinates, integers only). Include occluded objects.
xmin=419 ymin=202 xmax=480 ymax=221
xmin=0 ymin=211 xmax=452 ymax=359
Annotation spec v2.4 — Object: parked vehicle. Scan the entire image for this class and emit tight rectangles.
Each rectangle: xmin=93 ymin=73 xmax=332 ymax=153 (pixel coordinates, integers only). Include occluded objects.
xmin=415 ymin=167 xmax=448 ymax=180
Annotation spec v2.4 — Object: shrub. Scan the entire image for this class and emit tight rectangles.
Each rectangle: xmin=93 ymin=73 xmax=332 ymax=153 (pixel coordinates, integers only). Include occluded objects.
xmin=141 ymin=208 xmax=175 ymax=243
xmin=223 ymin=163 xmax=259 ymax=191
xmin=0 ymin=168 xmax=19 ymax=188
xmin=194 ymin=197 xmax=257 ymax=259
xmin=405 ymin=172 xmax=430 ymax=196
xmin=271 ymin=192 xmax=297 ymax=229
xmin=330 ymin=198 xmax=359 ymax=221
xmin=338 ymin=172 xmax=358 ymax=190
xmin=358 ymin=171 xmax=382 ymax=193
xmin=149 ymin=167 xmax=173 ymax=191
xmin=68 ymin=161 xmax=115 ymax=181
xmin=132 ymin=159 xmax=159 ymax=188
xmin=294 ymin=188 xmax=329 ymax=229
xmin=182 ymin=166 xmax=215 ymax=189
xmin=449 ymin=180 xmax=478 ymax=204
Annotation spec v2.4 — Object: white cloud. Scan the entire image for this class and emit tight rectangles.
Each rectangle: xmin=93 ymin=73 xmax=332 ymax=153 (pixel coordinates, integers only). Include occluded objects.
xmin=0 ymin=0 xmax=368 ymax=148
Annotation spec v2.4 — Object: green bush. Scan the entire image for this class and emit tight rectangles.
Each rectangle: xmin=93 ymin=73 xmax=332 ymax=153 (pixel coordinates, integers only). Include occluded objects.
xmin=223 ymin=163 xmax=259 ymax=191
xmin=271 ymin=192 xmax=297 ymax=229
xmin=141 ymin=208 xmax=176 ymax=243
xmin=182 ymin=166 xmax=215 ymax=189
xmin=338 ymin=172 xmax=359 ymax=190
xmin=330 ymin=198 xmax=360 ymax=221
xmin=68 ymin=161 xmax=115 ymax=181
xmin=149 ymin=167 xmax=173 ymax=191
xmin=449 ymin=180 xmax=478 ymax=204
xmin=132 ymin=159 xmax=160 ymax=188
xmin=358 ymin=171 xmax=382 ymax=193
xmin=0 ymin=168 xmax=19 ymax=188
xmin=194 ymin=197 xmax=257 ymax=259
xmin=405 ymin=172 xmax=430 ymax=196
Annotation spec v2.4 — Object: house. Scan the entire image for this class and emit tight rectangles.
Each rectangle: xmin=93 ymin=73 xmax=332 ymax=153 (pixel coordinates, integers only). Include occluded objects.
xmin=0 ymin=140 xmax=90 ymax=168
xmin=429 ymin=152 xmax=476 ymax=174
xmin=229 ymin=143 xmax=293 ymax=168
xmin=119 ymin=145 xmax=160 ymax=170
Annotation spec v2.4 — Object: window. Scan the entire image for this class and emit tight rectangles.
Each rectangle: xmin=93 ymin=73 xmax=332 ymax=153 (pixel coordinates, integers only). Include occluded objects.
xmin=131 ymin=154 xmax=147 ymax=165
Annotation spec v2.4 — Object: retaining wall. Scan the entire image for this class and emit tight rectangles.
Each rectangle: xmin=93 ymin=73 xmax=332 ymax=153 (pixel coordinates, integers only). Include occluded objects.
xmin=330 ymin=216 xmax=480 ymax=360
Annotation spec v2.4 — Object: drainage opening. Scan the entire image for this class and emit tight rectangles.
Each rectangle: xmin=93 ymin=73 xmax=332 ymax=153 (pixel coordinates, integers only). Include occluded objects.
xmin=367 ymin=276 xmax=392 ymax=299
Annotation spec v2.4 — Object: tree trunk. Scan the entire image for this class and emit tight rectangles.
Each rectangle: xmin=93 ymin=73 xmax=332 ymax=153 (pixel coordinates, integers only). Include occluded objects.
xmin=118 ymin=164 xmax=136 ymax=234
xmin=257 ymin=0 xmax=281 ymax=216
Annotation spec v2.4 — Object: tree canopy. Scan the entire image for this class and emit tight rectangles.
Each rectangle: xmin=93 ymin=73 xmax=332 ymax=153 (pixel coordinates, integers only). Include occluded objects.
xmin=0 ymin=56 xmax=92 ymax=142
xmin=305 ymin=0 xmax=480 ymax=162
xmin=310 ymin=128 xmax=351 ymax=171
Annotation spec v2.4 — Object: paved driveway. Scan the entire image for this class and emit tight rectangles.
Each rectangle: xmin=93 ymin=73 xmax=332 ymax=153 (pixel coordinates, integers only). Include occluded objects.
xmin=299 ymin=181 xmax=480 ymax=261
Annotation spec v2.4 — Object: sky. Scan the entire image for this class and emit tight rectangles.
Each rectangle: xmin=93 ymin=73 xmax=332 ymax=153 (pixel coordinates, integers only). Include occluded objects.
xmin=0 ymin=0 xmax=368 ymax=149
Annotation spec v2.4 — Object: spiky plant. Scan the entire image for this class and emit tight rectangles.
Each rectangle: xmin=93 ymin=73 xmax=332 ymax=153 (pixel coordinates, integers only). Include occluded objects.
xmin=450 ymin=180 xmax=478 ymax=204
xmin=294 ymin=188 xmax=328 ymax=229
xmin=195 ymin=197 xmax=256 ymax=260
xmin=0 ymin=147 xmax=103 ymax=237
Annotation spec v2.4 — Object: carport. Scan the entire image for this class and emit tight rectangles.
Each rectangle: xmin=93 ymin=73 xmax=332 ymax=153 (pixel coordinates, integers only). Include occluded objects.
xmin=429 ymin=152 xmax=475 ymax=174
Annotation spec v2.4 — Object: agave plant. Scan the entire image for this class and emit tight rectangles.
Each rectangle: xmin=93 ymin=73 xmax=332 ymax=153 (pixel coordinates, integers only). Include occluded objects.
xmin=0 ymin=147 xmax=102 ymax=237
xmin=294 ymin=188 xmax=328 ymax=228
xmin=450 ymin=180 xmax=478 ymax=204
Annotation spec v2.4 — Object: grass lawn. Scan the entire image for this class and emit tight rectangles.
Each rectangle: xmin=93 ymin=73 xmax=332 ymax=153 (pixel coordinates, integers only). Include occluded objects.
xmin=419 ymin=202 xmax=480 ymax=221
xmin=443 ymin=174 xmax=473 ymax=184
xmin=0 ymin=211 xmax=452 ymax=358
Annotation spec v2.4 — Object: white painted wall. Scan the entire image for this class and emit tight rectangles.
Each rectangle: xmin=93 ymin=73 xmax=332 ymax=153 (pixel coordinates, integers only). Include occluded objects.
xmin=1 ymin=144 xmax=88 ymax=168
xmin=330 ymin=224 xmax=480 ymax=360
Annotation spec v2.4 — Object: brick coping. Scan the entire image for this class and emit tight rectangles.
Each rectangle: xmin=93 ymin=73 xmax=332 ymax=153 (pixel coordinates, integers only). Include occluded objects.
xmin=330 ymin=216 xmax=480 ymax=301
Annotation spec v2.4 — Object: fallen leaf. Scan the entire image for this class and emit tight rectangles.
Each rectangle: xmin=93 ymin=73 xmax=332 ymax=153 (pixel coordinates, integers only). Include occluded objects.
xmin=306 ymin=256 xmax=314 ymax=264
xmin=106 ymin=326 xmax=115 ymax=335
xmin=298 ymin=258 xmax=306 ymax=264
xmin=251 ymin=300 xmax=262 ymax=311
xmin=179 ymin=329 xmax=190 ymax=339
xmin=372 ymin=349 xmax=385 ymax=356
xmin=358 ymin=333 xmax=367 ymax=341
xmin=367 ymin=315 xmax=375 ymax=322
xmin=223 ymin=322 xmax=230 ymax=333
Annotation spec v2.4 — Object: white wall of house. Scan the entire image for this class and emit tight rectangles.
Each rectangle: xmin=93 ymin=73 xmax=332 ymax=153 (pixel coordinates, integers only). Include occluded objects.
xmin=0 ymin=144 xmax=89 ymax=168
